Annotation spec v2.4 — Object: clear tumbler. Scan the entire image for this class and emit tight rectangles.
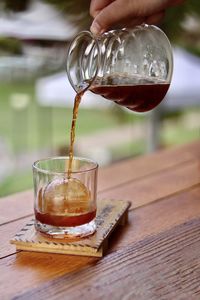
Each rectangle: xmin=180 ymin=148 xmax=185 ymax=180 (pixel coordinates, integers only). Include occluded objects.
xmin=33 ymin=157 xmax=98 ymax=239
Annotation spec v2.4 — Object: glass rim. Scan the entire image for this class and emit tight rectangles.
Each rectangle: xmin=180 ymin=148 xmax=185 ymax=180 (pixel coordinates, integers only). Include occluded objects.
xmin=32 ymin=156 xmax=98 ymax=175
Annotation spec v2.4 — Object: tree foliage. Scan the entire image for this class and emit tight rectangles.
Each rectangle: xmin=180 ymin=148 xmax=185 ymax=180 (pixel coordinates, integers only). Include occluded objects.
xmin=3 ymin=0 xmax=30 ymax=12
xmin=0 ymin=37 xmax=22 ymax=54
xmin=162 ymin=0 xmax=200 ymax=39
xmin=43 ymin=0 xmax=92 ymax=29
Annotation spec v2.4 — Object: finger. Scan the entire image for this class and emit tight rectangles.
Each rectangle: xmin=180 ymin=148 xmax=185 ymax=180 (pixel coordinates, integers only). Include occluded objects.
xmin=118 ymin=17 xmax=146 ymax=29
xmin=95 ymin=16 xmax=146 ymax=30
xmin=170 ymin=0 xmax=184 ymax=6
xmin=145 ymin=11 xmax=165 ymax=25
xmin=90 ymin=0 xmax=114 ymax=18
xmin=90 ymin=0 xmax=141 ymax=35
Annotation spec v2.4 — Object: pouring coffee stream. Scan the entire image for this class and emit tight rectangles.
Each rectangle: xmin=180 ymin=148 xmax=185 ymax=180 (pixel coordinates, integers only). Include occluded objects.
xmin=63 ymin=24 xmax=173 ymax=213
xmin=67 ymin=91 xmax=82 ymax=179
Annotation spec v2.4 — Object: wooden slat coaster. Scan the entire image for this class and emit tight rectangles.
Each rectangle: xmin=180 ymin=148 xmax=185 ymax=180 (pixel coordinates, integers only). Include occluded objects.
xmin=10 ymin=199 xmax=130 ymax=257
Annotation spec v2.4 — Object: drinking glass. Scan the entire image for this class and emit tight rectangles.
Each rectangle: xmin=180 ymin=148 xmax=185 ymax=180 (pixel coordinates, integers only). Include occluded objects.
xmin=32 ymin=157 xmax=98 ymax=238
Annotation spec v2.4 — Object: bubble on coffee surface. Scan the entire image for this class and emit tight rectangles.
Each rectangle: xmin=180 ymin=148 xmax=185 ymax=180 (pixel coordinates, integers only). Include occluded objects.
xmin=93 ymin=73 xmax=167 ymax=87
xmin=43 ymin=177 xmax=90 ymax=215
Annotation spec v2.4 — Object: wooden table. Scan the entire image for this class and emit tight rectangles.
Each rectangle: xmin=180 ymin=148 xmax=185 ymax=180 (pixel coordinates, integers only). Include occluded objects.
xmin=1 ymin=140 xmax=200 ymax=300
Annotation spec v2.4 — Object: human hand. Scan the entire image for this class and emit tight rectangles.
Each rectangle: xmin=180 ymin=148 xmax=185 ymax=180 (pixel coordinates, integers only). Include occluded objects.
xmin=90 ymin=0 xmax=184 ymax=35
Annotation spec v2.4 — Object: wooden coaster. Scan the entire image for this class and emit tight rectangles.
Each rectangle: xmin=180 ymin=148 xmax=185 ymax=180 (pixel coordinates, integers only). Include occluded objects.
xmin=10 ymin=199 xmax=131 ymax=257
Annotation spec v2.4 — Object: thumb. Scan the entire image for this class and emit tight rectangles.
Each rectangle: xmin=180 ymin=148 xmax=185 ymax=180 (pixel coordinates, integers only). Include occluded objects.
xmin=90 ymin=0 xmax=138 ymax=35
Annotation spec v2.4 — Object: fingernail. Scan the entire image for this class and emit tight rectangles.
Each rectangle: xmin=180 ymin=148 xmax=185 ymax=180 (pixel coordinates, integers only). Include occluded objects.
xmin=90 ymin=21 xmax=104 ymax=36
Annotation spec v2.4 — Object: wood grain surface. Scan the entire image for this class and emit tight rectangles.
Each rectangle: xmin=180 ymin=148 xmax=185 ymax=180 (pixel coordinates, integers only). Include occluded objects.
xmin=13 ymin=217 xmax=200 ymax=300
xmin=0 ymin=141 xmax=200 ymax=299
xmin=1 ymin=185 xmax=200 ymax=259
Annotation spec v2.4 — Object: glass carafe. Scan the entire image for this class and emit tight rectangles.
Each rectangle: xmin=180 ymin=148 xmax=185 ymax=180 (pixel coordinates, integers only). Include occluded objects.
xmin=66 ymin=24 xmax=173 ymax=112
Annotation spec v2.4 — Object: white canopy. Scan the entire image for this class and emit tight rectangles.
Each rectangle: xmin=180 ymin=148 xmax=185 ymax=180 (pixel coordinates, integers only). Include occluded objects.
xmin=165 ymin=47 xmax=200 ymax=108
xmin=36 ymin=71 xmax=112 ymax=109
xmin=0 ymin=0 xmax=78 ymax=41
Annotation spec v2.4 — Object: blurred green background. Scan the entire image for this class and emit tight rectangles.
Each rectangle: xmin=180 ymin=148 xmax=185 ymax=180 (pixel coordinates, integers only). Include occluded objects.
xmin=0 ymin=0 xmax=199 ymax=197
